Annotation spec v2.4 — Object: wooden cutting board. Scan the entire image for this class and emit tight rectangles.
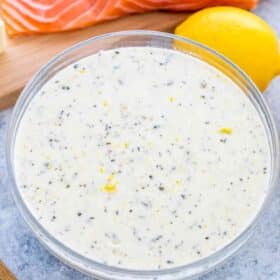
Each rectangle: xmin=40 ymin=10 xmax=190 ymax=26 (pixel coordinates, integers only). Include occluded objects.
xmin=0 ymin=12 xmax=188 ymax=110
xmin=0 ymin=260 xmax=16 ymax=280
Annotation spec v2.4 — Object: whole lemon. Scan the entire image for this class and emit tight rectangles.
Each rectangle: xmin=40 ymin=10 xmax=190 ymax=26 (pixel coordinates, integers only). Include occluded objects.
xmin=175 ymin=7 xmax=280 ymax=91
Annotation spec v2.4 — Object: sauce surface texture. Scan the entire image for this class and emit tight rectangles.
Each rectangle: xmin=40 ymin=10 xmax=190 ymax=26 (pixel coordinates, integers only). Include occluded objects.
xmin=14 ymin=47 xmax=270 ymax=269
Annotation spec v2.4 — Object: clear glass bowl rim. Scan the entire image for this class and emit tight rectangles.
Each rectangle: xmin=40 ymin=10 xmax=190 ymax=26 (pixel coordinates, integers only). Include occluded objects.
xmin=5 ymin=30 xmax=280 ymax=279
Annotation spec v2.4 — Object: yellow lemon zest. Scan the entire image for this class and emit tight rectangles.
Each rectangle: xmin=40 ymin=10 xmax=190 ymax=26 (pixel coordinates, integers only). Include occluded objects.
xmin=108 ymin=174 xmax=115 ymax=181
xmin=176 ymin=179 xmax=181 ymax=186
xmin=102 ymin=174 xmax=117 ymax=193
xmin=103 ymin=183 xmax=117 ymax=193
xmin=124 ymin=142 xmax=129 ymax=149
xmin=169 ymin=96 xmax=175 ymax=103
xmin=102 ymin=100 xmax=109 ymax=107
xmin=219 ymin=127 xmax=232 ymax=135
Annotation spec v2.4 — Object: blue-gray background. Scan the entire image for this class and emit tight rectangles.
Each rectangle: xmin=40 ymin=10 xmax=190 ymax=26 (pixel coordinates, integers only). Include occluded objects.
xmin=1 ymin=1 xmax=280 ymax=278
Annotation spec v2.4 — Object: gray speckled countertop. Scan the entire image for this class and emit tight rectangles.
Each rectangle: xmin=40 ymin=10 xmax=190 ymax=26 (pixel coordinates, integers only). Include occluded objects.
xmin=1 ymin=1 xmax=280 ymax=279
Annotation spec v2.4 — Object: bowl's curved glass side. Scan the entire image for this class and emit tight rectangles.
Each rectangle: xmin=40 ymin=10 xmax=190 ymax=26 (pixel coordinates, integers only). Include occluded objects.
xmin=6 ymin=30 xmax=279 ymax=280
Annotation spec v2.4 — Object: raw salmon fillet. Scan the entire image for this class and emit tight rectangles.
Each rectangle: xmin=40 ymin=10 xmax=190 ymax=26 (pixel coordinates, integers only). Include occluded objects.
xmin=0 ymin=0 xmax=259 ymax=36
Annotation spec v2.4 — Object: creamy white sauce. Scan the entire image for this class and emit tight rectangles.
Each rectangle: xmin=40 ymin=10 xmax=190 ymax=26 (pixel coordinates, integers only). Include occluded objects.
xmin=14 ymin=47 xmax=270 ymax=270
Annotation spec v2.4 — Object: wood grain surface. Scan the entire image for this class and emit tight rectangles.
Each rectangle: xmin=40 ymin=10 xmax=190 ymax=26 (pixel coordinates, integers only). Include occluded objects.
xmin=0 ymin=12 xmax=188 ymax=110
xmin=0 ymin=260 xmax=16 ymax=280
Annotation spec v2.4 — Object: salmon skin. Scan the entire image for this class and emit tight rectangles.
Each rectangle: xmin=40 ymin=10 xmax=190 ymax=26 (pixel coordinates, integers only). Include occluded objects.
xmin=1 ymin=0 xmax=258 ymax=36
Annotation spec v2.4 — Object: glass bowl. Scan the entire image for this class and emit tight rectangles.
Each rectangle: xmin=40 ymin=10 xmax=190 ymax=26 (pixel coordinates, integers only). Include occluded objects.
xmin=6 ymin=30 xmax=279 ymax=280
